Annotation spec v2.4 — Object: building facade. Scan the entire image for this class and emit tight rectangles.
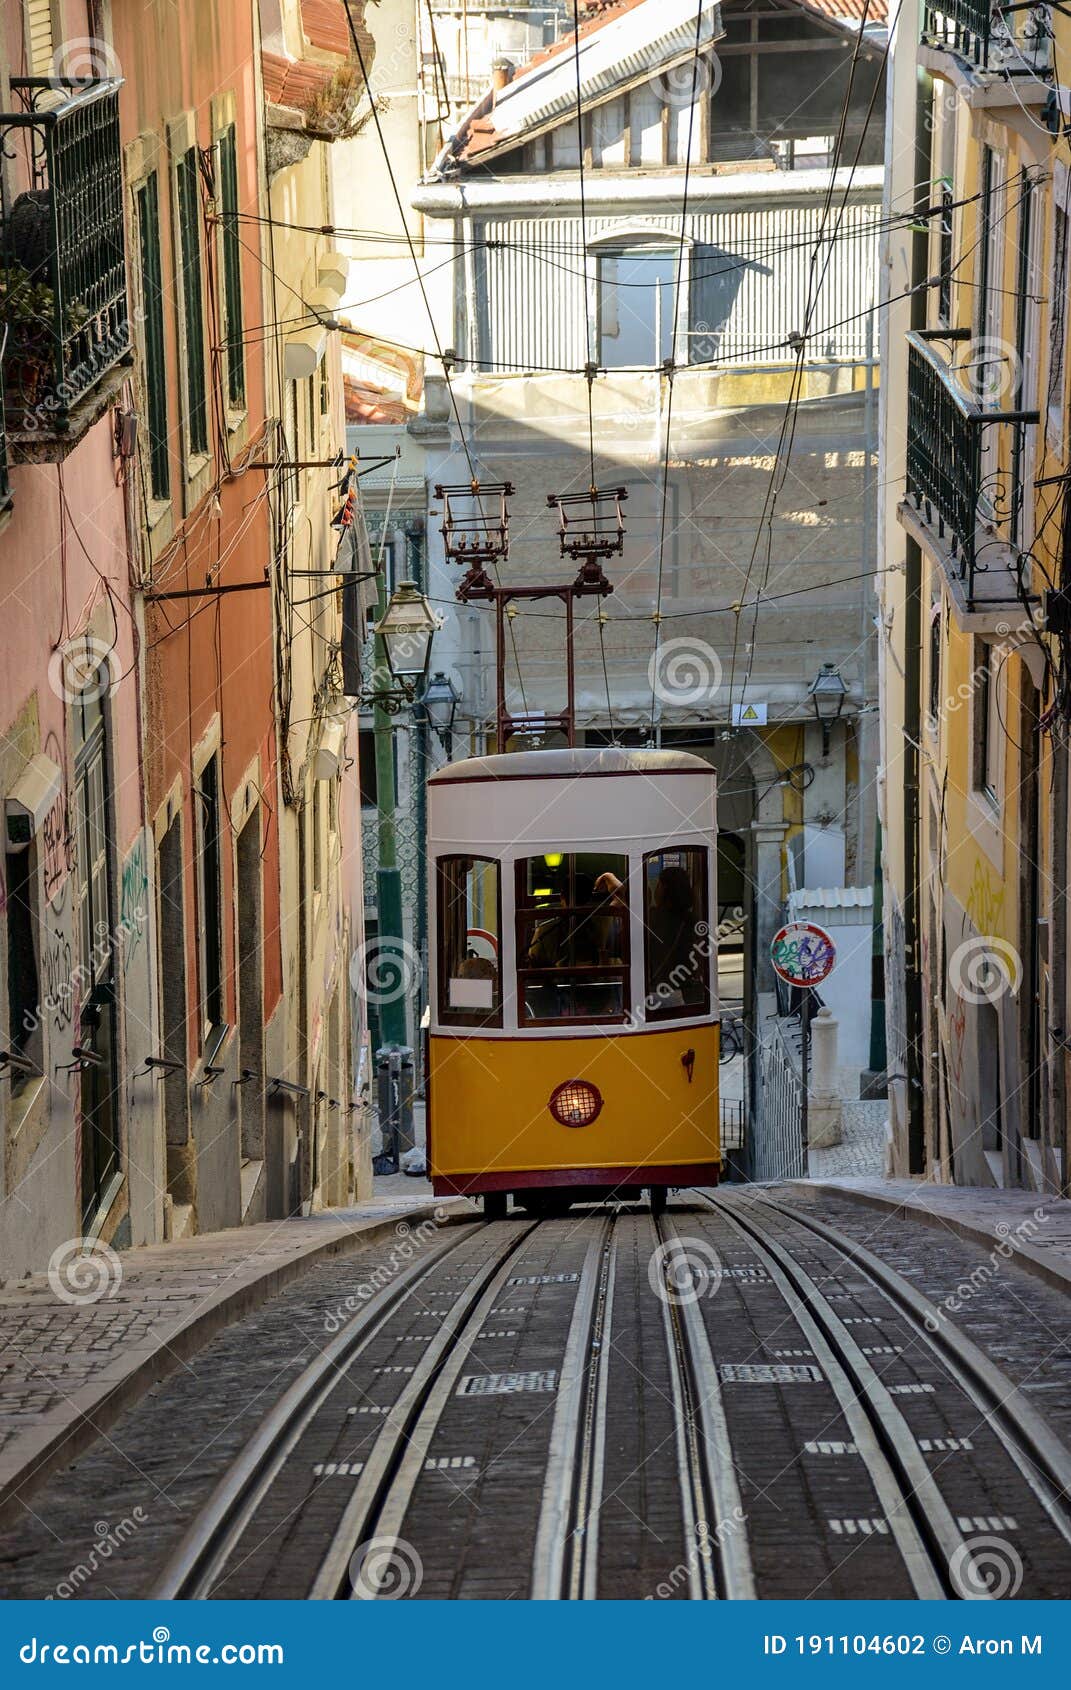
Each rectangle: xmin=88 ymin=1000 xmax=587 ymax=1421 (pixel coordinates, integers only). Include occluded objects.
xmin=0 ymin=0 xmax=372 ymax=1277
xmin=879 ymin=0 xmax=1069 ymax=1190
xmin=0 ymin=0 xmax=160 ymax=1275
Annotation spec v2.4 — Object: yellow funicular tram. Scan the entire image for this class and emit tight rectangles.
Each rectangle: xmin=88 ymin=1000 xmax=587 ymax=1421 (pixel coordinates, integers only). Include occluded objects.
xmin=426 ymin=745 xmax=720 ymax=1216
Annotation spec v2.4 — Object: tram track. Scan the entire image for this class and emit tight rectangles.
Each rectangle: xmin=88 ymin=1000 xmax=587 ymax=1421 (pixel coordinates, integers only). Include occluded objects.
xmin=696 ymin=1188 xmax=1071 ymax=1597
xmin=147 ymin=1191 xmax=1071 ymax=1603
xmin=152 ymin=1217 xmax=518 ymax=1599
xmin=729 ymin=1190 xmax=1071 ymax=1552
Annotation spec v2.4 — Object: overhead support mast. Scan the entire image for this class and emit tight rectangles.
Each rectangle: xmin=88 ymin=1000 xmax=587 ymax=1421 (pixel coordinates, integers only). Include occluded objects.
xmin=435 ymin=479 xmax=626 ymax=751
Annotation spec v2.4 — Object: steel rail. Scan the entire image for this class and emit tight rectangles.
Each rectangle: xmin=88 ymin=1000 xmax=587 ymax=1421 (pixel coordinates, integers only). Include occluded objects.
xmin=531 ymin=1215 xmax=617 ymax=1600
xmin=698 ymin=1191 xmax=959 ymax=1599
xmin=152 ymin=1219 xmax=482 ymax=1599
xmin=654 ymin=1214 xmax=757 ymax=1599
xmin=311 ymin=1220 xmax=540 ymax=1599
xmin=740 ymin=1189 xmax=1071 ymax=1548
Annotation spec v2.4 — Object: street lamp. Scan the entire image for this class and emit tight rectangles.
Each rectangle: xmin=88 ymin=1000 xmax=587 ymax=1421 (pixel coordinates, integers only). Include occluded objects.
xmin=375 ymin=580 xmax=441 ymax=687
xmin=422 ymin=669 xmax=461 ymax=753
xmin=808 ymin=662 xmax=848 ymax=758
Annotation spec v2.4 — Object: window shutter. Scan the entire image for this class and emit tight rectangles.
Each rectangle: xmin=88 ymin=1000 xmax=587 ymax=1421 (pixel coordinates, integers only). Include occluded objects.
xmin=26 ymin=0 xmax=55 ymax=75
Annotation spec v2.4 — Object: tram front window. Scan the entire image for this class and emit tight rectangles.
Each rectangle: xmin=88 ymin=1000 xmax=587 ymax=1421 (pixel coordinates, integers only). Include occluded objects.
xmin=642 ymin=847 xmax=711 ymax=1019
xmin=438 ymin=856 xmax=501 ymax=1027
xmin=516 ymin=853 xmax=629 ymax=1023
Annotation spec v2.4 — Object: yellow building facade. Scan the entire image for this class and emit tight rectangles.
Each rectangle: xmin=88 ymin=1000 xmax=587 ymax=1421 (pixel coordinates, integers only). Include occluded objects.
xmin=881 ymin=0 xmax=1070 ymax=1191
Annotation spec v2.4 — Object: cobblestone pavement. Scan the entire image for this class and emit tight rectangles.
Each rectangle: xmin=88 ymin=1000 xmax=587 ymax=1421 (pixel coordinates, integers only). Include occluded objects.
xmin=0 ymin=1197 xmax=467 ymax=1524
xmin=0 ymin=1189 xmax=1069 ymax=1600
xmin=807 ymin=1089 xmax=889 ymax=1180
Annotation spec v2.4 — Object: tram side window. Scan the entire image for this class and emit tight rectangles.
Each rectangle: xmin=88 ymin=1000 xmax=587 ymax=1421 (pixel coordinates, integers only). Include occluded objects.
xmin=643 ymin=848 xmax=711 ymax=1020
xmin=516 ymin=853 xmax=630 ymax=1023
xmin=438 ymin=856 xmax=501 ymax=1027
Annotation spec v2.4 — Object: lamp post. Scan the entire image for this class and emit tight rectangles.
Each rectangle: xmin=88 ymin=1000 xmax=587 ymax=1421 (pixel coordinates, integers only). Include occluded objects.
xmin=808 ymin=663 xmax=848 ymax=759
xmin=422 ymin=670 xmax=461 ymax=757
xmin=366 ymin=580 xmax=440 ymax=1055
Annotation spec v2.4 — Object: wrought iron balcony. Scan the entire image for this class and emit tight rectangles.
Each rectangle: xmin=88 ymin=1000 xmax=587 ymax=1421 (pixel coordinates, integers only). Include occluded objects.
xmin=1 ymin=78 xmax=129 ymax=448
xmin=921 ymin=1 xmax=1051 ymax=73
xmin=903 ymin=332 xmax=1039 ymax=611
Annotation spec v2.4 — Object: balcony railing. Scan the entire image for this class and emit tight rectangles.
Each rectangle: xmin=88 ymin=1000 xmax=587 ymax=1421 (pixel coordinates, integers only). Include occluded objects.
xmin=1 ymin=78 xmax=129 ymax=441
xmin=904 ymin=332 xmax=1039 ymax=608
xmin=921 ymin=1 xmax=1052 ymax=73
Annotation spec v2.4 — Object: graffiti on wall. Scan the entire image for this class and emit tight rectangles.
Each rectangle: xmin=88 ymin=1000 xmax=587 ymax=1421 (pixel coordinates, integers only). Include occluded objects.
xmin=41 ymin=731 xmax=75 ymax=908
xmin=120 ymin=835 xmax=149 ymax=963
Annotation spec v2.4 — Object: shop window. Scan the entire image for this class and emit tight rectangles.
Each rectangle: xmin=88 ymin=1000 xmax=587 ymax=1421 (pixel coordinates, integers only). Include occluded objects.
xmin=516 ymin=852 xmax=629 ymax=1025
xmin=438 ymin=856 xmax=501 ymax=1027
xmin=642 ymin=847 xmax=711 ymax=1020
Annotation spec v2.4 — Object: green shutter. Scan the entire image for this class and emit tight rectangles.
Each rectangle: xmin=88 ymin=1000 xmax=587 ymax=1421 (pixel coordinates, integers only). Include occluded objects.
xmin=177 ymin=147 xmax=209 ymax=457
xmin=137 ymin=173 xmax=170 ymax=500
xmin=219 ymin=126 xmax=246 ymax=410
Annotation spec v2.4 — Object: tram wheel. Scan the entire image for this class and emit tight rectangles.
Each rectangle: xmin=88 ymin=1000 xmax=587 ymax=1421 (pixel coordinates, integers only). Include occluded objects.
xmin=649 ymin=1185 xmax=668 ymax=1215
xmin=483 ymin=1191 xmax=508 ymax=1221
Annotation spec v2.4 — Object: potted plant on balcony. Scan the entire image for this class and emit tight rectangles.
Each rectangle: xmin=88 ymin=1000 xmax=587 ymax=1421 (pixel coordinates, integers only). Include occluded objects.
xmin=1 ymin=262 xmax=89 ymax=421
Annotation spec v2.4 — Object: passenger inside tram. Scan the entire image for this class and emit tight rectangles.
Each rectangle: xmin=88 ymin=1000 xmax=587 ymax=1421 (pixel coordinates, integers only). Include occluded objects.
xmin=643 ymin=851 xmax=709 ymax=1013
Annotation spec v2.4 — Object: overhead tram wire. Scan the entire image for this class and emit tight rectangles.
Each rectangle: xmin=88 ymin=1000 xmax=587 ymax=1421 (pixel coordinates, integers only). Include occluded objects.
xmin=339 ymin=0 xmax=532 ymax=724
xmin=648 ymin=0 xmax=708 ymax=732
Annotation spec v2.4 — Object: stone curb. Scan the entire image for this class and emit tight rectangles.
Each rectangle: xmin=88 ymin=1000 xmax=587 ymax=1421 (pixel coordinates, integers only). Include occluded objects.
xmin=797 ymin=1180 xmax=1071 ymax=1299
xmin=0 ymin=1200 xmax=474 ymax=1529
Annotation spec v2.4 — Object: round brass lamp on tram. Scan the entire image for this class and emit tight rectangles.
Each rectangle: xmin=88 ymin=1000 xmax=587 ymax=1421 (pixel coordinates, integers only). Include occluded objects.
xmin=426 ymin=747 xmax=720 ymax=1216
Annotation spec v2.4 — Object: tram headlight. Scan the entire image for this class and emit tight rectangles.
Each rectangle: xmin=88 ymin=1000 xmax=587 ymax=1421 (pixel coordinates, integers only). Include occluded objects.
xmin=548 ymin=1079 xmax=604 ymax=1128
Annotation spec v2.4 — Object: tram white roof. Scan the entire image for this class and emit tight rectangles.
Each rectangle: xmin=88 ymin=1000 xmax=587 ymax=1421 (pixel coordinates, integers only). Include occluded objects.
xmin=428 ymin=746 xmax=716 ymax=852
xmin=428 ymin=747 xmax=716 ymax=785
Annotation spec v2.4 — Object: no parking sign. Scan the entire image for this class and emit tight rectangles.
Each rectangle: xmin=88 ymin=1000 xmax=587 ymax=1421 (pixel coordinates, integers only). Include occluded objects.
xmin=770 ymin=921 xmax=837 ymax=988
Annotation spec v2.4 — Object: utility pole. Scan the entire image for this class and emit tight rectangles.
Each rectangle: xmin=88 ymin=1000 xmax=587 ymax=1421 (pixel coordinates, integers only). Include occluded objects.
xmin=372 ymin=567 xmax=407 ymax=1051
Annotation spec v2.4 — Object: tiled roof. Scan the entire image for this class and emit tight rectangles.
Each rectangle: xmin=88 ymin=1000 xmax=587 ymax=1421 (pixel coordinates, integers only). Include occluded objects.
xmin=796 ymin=0 xmax=888 ymax=22
xmin=344 ymin=376 xmax=409 ymax=425
xmin=262 ymin=0 xmax=374 ymax=115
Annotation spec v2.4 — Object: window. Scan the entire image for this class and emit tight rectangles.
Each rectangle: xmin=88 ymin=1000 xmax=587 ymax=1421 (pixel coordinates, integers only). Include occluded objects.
xmin=937 ymin=183 xmax=954 ymax=326
xmin=136 ymin=173 xmax=170 ymax=501
xmin=438 ymin=856 xmax=501 ymax=1027
xmin=974 ymin=643 xmax=1003 ymax=807
xmin=642 ymin=848 xmax=711 ymax=1021
xmin=5 ymin=841 xmax=41 ymax=1081
xmin=72 ymin=677 xmax=120 ymax=1224
xmin=597 ymin=249 xmax=676 ymax=367
xmin=516 ymin=853 xmax=629 ymax=1025
xmin=1048 ymin=164 xmax=1070 ymax=450
xmin=195 ymin=755 xmax=223 ymax=1032
xmin=177 ymin=146 xmax=209 ymax=458
xmin=218 ymin=124 xmax=246 ymax=411
xmin=927 ymin=601 xmax=942 ymax=733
